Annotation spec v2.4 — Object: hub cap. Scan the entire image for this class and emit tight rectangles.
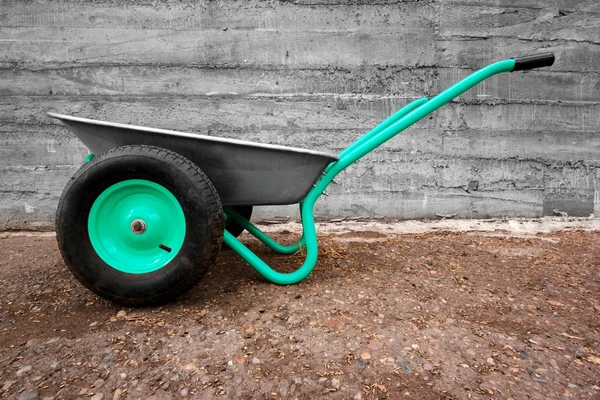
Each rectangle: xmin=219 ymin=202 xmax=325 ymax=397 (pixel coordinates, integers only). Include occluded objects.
xmin=88 ymin=179 xmax=186 ymax=274
xmin=130 ymin=219 xmax=147 ymax=234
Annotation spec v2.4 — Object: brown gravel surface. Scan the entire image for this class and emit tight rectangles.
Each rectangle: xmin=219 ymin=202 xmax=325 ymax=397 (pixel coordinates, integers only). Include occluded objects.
xmin=1 ymin=225 xmax=599 ymax=399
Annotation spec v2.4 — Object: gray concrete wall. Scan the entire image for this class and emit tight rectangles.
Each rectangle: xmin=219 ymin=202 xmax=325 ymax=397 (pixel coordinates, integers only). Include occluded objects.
xmin=1 ymin=0 xmax=599 ymax=230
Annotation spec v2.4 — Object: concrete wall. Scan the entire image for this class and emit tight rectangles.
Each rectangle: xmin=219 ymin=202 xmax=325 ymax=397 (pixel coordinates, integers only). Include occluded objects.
xmin=1 ymin=0 xmax=599 ymax=230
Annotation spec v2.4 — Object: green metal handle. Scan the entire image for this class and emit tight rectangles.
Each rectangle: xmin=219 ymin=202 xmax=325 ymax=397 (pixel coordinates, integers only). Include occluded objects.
xmin=228 ymin=56 xmax=557 ymax=285
xmin=338 ymin=59 xmax=515 ymax=169
xmin=312 ymin=59 xmax=517 ymax=200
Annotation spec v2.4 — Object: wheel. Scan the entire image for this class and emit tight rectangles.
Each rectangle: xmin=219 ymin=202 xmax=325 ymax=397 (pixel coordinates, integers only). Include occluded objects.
xmin=225 ymin=205 xmax=253 ymax=239
xmin=56 ymin=145 xmax=224 ymax=307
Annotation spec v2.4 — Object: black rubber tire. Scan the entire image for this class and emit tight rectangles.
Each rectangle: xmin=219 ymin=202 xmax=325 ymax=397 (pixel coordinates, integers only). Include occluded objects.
xmin=56 ymin=145 xmax=224 ymax=307
xmin=225 ymin=206 xmax=253 ymax=239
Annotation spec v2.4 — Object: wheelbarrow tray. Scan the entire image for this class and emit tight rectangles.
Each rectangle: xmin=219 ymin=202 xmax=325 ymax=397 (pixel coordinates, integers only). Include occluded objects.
xmin=48 ymin=112 xmax=339 ymax=206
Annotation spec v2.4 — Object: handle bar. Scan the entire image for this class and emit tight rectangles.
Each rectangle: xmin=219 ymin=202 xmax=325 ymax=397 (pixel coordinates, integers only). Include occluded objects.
xmin=317 ymin=53 xmax=556 ymax=192
xmin=512 ymin=53 xmax=555 ymax=71
xmin=237 ymin=52 xmax=557 ymax=285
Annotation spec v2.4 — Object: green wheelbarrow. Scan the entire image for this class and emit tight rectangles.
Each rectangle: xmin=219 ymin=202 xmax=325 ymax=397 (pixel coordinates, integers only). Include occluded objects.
xmin=49 ymin=53 xmax=555 ymax=306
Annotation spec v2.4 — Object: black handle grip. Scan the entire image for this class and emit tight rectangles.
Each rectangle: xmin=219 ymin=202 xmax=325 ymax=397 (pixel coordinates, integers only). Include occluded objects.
xmin=512 ymin=53 xmax=555 ymax=71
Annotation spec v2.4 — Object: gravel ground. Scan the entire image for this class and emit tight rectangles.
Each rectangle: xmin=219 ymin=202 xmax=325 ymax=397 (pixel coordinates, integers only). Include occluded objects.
xmin=0 ymin=218 xmax=599 ymax=400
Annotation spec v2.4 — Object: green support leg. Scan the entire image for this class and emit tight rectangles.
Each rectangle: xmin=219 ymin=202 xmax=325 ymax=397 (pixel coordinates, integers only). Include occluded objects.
xmin=222 ymin=201 xmax=319 ymax=285
xmin=224 ymin=206 xmax=304 ymax=255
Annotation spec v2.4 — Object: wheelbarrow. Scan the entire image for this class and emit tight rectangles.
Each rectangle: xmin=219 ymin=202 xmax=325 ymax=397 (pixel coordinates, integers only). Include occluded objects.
xmin=49 ymin=53 xmax=555 ymax=306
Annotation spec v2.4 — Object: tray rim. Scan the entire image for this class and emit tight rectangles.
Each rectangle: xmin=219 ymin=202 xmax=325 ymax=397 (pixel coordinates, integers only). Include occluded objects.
xmin=48 ymin=112 xmax=339 ymax=161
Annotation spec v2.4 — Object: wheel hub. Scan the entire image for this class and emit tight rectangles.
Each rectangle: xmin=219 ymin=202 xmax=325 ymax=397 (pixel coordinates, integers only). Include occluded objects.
xmin=130 ymin=219 xmax=147 ymax=234
xmin=88 ymin=179 xmax=186 ymax=274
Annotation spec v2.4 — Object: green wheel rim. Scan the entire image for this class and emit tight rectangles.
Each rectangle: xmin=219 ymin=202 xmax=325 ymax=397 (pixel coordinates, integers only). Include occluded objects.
xmin=88 ymin=179 xmax=186 ymax=274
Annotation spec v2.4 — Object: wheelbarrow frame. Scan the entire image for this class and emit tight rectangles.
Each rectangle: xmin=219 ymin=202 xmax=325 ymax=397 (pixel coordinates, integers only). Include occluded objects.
xmin=50 ymin=53 xmax=555 ymax=304
xmin=222 ymin=55 xmax=555 ymax=284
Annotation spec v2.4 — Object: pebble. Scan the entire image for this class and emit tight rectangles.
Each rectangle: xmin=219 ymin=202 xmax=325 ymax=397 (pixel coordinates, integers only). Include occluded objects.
xmin=395 ymin=357 xmax=407 ymax=365
xmin=91 ymin=394 xmax=104 ymax=400
xmin=93 ymin=379 xmax=105 ymax=388
xmin=18 ymin=389 xmax=39 ymax=400
xmin=423 ymin=362 xmax=433 ymax=371
xmin=119 ymin=373 xmax=127 ymax=379
xmin=116 ymin=310 xmax=127 ymax=318
xmin=367 ymin=340 xmax=382 ymax=350
xmin=318 ymin=377 xmax=328 ymax=384
xmin=353 ymin=393 xmax=363 ymax=400
xmin=550 ymin=359 xmax=559 ymax=370
xmin=331 ymin=378 xmax=341 ymax=389
xmin=234 ymin=355 xmax=245 ymax=364
xmin=395 ymin=358 xmax=412 ymax=374
xmin=486 ymin=357 xmax=495 ymax=366
xmin=279 ymin=384 xmax=289 ymax=397
xmin=360 ymin=352 xmax=371 ymax=360
xmin=180 ymin=388 xmax=189 ymax=397
xmin=16 ymin=366 xmax=32 ymax=377
xmin=252 ymin=358 xmax=261 ymax=364
xmin=2 ymin=381 xmax=15 ymax=390
xmin=112 ymin=389 xmax=123 ymax=400
xmin=532 ymin=377 xmax=548 ymax=383
xmin=303 ymin=377 xmax=314 ymax=385
xmin=411 ymin=344 xmax=419 ymax=350
xmin=182 ymin=363 xmax=197 ymax=371
xmin=78 ymin=388 xmax=88 ymax=395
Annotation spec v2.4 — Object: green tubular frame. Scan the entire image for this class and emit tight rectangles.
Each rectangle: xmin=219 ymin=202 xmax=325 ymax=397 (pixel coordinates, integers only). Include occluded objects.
xmin=223 ymin=59 xmax=517 ymax=284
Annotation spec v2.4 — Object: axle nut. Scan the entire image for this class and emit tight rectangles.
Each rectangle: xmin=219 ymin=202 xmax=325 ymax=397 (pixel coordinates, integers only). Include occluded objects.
xmin=130 ymin=219 xmax=147 ymax=234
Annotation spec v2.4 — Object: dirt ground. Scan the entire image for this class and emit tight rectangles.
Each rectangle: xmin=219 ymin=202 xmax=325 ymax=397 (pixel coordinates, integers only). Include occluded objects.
xmin=1 ymin=219 xmax=599 ymax=400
